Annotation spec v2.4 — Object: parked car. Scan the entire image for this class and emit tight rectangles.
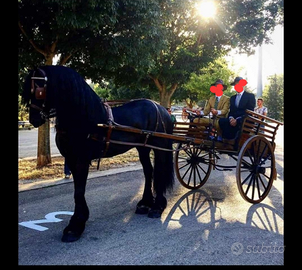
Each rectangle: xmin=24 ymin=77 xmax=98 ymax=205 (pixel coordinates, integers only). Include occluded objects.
xmin=18 ymin=121 xmax=34 ymax=130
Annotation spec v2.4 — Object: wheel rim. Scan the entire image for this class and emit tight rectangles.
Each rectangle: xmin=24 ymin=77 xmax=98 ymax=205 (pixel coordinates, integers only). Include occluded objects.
xmin=236 ymin=136 xmax=275 ymax=203
xmin=175 ymin=143 xmax=212 ymax=189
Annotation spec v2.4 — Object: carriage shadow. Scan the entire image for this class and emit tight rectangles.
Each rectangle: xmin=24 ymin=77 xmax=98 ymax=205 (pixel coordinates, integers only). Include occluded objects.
xmin=30 ymin=181 xmax=283 ymax=265
xmin=162 ymin=189 xmax=223 ymax=232
xmin=161 ymin=188 xmax=284 ymax=255
xmin=163 ymin=189 xmax=283 ymax=233
xmin=266 ymin=148 xmax=284 ymax=209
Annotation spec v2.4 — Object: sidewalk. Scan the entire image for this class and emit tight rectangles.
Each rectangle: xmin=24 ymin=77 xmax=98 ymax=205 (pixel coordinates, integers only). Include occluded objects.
xmin=18 ymin=162 xmax=143 ymax=192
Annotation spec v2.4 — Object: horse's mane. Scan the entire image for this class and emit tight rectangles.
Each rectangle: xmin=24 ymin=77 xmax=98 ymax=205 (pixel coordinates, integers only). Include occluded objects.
xmin=23 ymin=66 xmax=107 ymax=132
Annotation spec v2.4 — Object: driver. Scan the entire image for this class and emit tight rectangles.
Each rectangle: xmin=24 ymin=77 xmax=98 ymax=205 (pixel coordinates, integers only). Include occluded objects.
xmin=187 ymin=79 xmax=230 ymax=139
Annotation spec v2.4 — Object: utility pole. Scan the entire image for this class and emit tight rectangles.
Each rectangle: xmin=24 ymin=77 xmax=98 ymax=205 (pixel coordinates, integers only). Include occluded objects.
xmin=256 ymin=45 xmax=263 ymax=98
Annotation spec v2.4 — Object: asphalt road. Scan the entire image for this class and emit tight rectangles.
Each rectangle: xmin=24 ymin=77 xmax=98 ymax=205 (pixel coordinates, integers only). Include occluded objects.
xmin=18 ymin=127 xmax=60 ymax=159
xmin=18 ymin=134 xmax=284 ymax=265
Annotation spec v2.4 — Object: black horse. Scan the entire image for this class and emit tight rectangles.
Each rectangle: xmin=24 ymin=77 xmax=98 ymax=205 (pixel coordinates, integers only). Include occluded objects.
xmin=22 ymin=66 xmax=174 ymax=242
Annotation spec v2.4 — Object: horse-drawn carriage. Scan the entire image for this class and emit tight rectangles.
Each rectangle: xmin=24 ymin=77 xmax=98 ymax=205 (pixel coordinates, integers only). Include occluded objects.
xmin=98 ymin=105 xmax=283 ymax=204
xmin=24 ymin=66 xmax=283 ymax=242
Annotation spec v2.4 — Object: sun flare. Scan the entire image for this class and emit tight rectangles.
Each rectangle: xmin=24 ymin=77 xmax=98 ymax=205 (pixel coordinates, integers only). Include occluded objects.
xmin=196 ymin=1 xmax=216 ymax=18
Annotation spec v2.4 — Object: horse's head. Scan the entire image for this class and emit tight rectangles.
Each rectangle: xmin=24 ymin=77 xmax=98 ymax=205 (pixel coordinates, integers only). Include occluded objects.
xmin=22 ymin=68 xmax=55 ymax=128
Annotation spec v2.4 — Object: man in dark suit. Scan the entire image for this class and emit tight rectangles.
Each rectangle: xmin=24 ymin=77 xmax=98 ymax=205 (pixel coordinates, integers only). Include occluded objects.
xmin=218 ymin=77 xmax=256 ymax=139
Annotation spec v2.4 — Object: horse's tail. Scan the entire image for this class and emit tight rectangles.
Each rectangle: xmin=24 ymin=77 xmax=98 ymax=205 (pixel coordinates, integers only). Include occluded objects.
xmin=153 ymin=138 xmax=175 ymax=194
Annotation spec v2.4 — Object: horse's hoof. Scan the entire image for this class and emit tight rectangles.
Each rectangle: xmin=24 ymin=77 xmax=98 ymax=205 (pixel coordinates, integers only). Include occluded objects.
xmin=61 ymin=219 xmax=85 ymax=242
xmin=61 ymin=230 xmax=82 ymax=242
xmin=135 ymin=205 xmax=150 ymax=215
xmin=147 ymin=208 xmax=163 ymax=218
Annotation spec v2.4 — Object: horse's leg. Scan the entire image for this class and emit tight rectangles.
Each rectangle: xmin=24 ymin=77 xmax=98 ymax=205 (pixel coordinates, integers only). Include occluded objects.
xmin=61 ymin=156 xmax=90 ymax=242
xmin=135 ymin=147 xmax=154 ymax=215
xmin=148 ymin=148 xmax=174 ymax=218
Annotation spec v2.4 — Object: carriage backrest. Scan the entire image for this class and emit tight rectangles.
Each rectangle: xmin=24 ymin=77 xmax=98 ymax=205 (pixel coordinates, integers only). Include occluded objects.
xmin=239 ymin=109 xmax=283 ymax=149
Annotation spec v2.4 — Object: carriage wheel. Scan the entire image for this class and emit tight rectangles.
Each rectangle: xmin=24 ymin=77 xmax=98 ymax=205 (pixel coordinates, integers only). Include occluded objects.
xmin=174 ymin=143 xmax=212 ymax=189
xmin=236 ymin=135 xmax=275 ymax=204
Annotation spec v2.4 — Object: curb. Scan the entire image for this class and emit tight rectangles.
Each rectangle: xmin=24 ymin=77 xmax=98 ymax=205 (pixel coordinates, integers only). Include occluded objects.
xmin=18 ymin=164 xmax=143 ymax=192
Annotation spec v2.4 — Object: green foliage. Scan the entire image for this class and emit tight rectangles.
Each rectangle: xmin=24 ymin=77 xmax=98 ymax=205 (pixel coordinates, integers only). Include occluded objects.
xmin=262 ymin=74 xmax=284 ymax=121
xmin=18 ymin=95 xmax=29 ymax=121
xmin=93 ymin=83 xmax=111 ymax=100
xmin=219 ymin=0 xmax=284 ymax=54
xmin=18 ymin=0 xmax=284 ymax=104
xmin=176 ymin=57 xmax=235 ymax=107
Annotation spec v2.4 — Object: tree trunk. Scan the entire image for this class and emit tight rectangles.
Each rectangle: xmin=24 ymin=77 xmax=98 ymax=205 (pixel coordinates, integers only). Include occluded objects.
xmin=37 ymin=119 xmax=52 ymax=168
xmin=150 ymin=76 xmax=178 ymax=108
xmin=36 ymin=57 xmax=53 ymax=168
xmin=160 ymin=90 xmax=172 ymax=108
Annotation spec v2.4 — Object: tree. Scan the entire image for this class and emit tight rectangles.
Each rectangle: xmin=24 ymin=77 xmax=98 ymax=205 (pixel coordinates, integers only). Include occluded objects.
xmin=18 ymin=0 xmax=166 ymax=167
xmin=176 ymin=57 xmax=235 ymax=108
xmin=262 ymin=74 xmax=284 ymax=121
xmin=98 ymin=0 xmax=284 ymax=108
xmin=19 ymin=0 xmax=117 ymax=166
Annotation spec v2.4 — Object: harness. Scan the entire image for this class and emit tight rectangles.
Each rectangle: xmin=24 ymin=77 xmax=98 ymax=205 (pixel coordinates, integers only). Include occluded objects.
xmin=30 ymin=68 xmax=168 ymax=169
xmin=93 ymin=99 xmax=167 ymax=168
xmin=30 ymin=68 xmax=56 ymax=119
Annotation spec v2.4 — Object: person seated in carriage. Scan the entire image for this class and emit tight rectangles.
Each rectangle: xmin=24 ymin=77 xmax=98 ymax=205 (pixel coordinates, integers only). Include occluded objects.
xmin=219 ymin=77 xmax=256 ymax=140
xmin=184 ymin=79 xmax=230 ymax=139
xmin=166 ymin=107 xmax=177 ymax=127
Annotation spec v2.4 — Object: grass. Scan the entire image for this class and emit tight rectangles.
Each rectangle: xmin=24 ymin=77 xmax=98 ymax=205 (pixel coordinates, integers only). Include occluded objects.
xmin=18 ymin=148 xmax=140 ymax=181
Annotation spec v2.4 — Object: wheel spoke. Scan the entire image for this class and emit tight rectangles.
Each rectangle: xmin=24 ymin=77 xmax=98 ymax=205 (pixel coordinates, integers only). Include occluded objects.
xmin=237 ymin=136 xmax=274 ymax=203
xmin=197 ymin=163 xmax=207 ymax=175
xmin=175 ymin=144 xmax=212 ymax=189
xmin=178 ymin=161 xmax=190 ymax=170
xmin=195 ymin=164 xmax=204 ymax=184
xmin=193 ymin=166 xmax=197 ymax=187
xmin=256 ymin=175 xmax=261 ymax=199
xmin=262 ymin=172 xmax=271 ymax=180
xmin=241 ymin=157 xmax=253 ymax=169
xmin=181 ymin=163 xmax=192 ymax=180
xmin=258 ymin=142 xmax=268 ymax=161
xmin=246 ymin=148 xmax=255 ymax=165
xmin=258 ymin=174 xmax=267 ymax=190
xmin=251 ymin=175 xmax=256 ymax=200
xmin=242 ymin=171 xmax=253 ymax=185
xmin=244 ymin=174 xmax=254 ymax=196
xmin=178 ymin=156 xmax=189 ymax=161
xmin=259 ymin=154 xmax=271 ymax=166
xmin=183 ymin=148 xmax=193 ymax=157
xmin=187 ymin=164 xmax=194 ymax=186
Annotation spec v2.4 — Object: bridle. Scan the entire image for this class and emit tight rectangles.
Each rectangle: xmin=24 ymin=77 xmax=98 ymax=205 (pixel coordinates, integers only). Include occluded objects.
xmin=30 ymin=68 xmax=55 ymax=120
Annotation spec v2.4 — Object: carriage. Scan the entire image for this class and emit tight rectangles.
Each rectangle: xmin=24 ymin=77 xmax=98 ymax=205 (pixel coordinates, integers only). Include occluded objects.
xmin=98 ymin=106 xmax=283 ymax=204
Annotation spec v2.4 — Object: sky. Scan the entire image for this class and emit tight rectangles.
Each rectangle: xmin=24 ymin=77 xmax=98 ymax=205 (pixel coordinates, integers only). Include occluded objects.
xmin=226 ymin=25 xmax=284 ymax=94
